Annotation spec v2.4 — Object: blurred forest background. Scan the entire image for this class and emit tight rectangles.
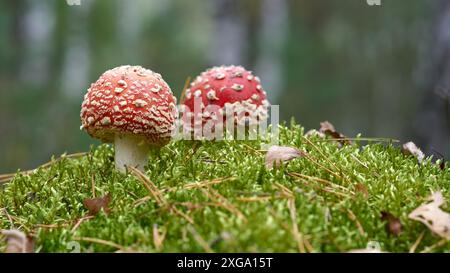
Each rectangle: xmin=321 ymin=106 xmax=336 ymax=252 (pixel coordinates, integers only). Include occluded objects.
xmin=0 ymin=0 xmax=449 ymax=172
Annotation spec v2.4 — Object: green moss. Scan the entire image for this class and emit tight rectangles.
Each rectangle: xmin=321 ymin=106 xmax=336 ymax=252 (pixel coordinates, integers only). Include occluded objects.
xmin=1 ymin=122 xmax=449 ymax=253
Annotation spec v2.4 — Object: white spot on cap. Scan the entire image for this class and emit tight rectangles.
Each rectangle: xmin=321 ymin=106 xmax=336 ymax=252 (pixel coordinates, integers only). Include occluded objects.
xmin=118 ymin=80 xmax=128 ymax=88
xmin=247 ymin=75 xmax=254 ymax=81
xmin=119 ymin=100 xmax=127 ymax=106
xmin=134 ymin=99 xmax=147 ymax=108
xmin=195 ymin=76 xmax=203 ymax=83
xmin=115 ymin=87 xmax=124 ymax=94
xmin=232 ymin=71 xmax=243 ymax=78
xmin=215 ymin=73 xmax=225 ymax=80
xmin=251 ymin=94 xmax=260 ymax=101
xmin=194 ymin=90 xmax=202 ymax=98
xmin=151 ymin=84 xmax=162 ymax=93
xmin=137 ymin=69 xmax=148 ymax=77
xmin=232 ymin=84 xmax=244 ymax=91
xmin=206 ymin=90 xmax=219 ymax=101
xmin=101 ymin=117 xmax=111 ymax=125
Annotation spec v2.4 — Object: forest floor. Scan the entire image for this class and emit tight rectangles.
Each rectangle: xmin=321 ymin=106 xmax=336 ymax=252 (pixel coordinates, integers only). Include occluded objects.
xmin=0 ymin=122 xmax=449 ymax=253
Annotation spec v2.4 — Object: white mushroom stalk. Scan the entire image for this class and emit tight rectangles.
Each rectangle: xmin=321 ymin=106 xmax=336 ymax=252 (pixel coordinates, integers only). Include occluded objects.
xmin=114 ymin=134 xmax=150 ymax=172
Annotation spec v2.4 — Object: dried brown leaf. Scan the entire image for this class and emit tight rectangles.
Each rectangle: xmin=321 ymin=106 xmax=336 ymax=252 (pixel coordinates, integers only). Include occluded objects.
xmin=319 ymin=121 xmax=350 ymax=146
xmin=265 ymin=146 xmax=306 ymax=169
xmin=83 ymin=193 xmax=111 ymax=216
xmin=1 ymin=229 xmax=34 ymax=253
xmin=439 ymin=160 xmax=446 ymax=171
xmin=402 ymin=141 xmax=425 ymax=163
xmin=304 ymin=129 xmax=325 ymax=138
xmin=408 ymin=191 xmax=450 ymax=239
xmin=381 ymin=211 xmax=403 ymax=236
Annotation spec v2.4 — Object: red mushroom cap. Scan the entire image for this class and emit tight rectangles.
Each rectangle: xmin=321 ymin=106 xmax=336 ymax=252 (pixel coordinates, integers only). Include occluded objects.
xmin=80 ymin=65 xmax=177 ymax=147
xmin=180 ymin=65 xmax=270 ymax=130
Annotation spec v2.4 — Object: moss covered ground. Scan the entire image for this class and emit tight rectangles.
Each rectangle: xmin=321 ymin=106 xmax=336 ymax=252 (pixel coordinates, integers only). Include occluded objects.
xmin=0 ymin=122 xmax=449 ymax=253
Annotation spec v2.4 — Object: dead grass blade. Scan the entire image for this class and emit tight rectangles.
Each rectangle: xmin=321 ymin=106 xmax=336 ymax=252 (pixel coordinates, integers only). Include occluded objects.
xmin=165 ymin=176 xmax=237 ymax=193
xmin=420 ymin=238 xmax=449 ymax=253
xmin=302 ymin=136 xmax=347 ymax=176
xmin=289 ymin=173 xmax=353 ymax=199
xmin=301 ymin=152 xmax=345 ymax=183
xmin=91 ymin=174 xmax=96 ymax=198
xmin=273 ymin=182 xmax=294 ymax=198
xmin=71 ymin=216 xmax=95 ymax=233
xmin=179 ymin=76 xmax=191 ymax=103
xmin=288 ymin=172 xmax=353 ymax=194
xmin=73 ymin=236 xmax=126 ymax=251
xmin=409 ymin=231 xmax=425 ymax=253
xmin=200 ymin=187 xmax=247 ymax=222
xmin=153 ymin=224 xmax=167 ymax=251
xmin=129 ymin=166 xmax=194 ymax=224
xmin=187 ymin=225 xmax=214 ymax=253
xmin=1 ymin=208 xmax=15 ymax=229
xmin=314 ymin=137 xmax=399 ymax=143
xmin=346 ymin=209 xmax=366 ymax=236
xmin=129 ymin=166 xmax=167 ymax=207
xmin=288 ymin=199 xmax=307 ymax=253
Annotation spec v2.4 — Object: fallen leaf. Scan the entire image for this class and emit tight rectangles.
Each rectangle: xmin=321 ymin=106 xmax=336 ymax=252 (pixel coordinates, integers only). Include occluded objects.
xmin=1 ymin=229 xmax=34 ymax=253
xmin=265 ymin=146 xmax=306 ymax=169
xmin=83 ymin=193 xmax=111 ymax=216
xmin=439 ymin=160 xmax=446 ymax=171
xmin=355 ymin=183 xmax=369 ymax=199
xmin=430 ymin=149 xmax=447 ymax=170
xmin=408 ymin=191 xmax=450 ymax=239
xmin=402 ymin=141 xmax=425 ymax=163
xmin=319 ymin=121 xmax=350 ymax=146
xmin=381 ymin=211 xmax=403 ymax=236
xmin=304 ymin=129 xmax=325 ymax=138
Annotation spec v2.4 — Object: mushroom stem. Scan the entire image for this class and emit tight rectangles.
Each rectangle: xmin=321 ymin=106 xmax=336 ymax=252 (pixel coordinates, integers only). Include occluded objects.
xmin=114 ymin=134 xmax=150 ymax=173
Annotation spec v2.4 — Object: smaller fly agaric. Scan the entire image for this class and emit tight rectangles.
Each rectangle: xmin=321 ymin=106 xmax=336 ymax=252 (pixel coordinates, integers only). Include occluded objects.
xmin=80 ymin=65 xmax=177 ymax=173
xmin=180 ymin=65 xmax=270 ymax=137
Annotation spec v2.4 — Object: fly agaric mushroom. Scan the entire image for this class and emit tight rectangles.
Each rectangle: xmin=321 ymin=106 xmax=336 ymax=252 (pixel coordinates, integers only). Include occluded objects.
xmin=180 ymin=65 xmax=270 ymax=138
xmin=80 ymin=65 xmax=177 ymax=173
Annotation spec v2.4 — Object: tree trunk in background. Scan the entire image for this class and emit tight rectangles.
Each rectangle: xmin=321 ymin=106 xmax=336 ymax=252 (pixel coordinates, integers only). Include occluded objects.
xmin=6 ymin=0 xmax=25 ymax=78
xmin=61 ymin=2 xmax=91 ymax=98
xmin=416 ymin=0 xmax=450 ymax=158
xmin=255 ymin=0 xmax=288 ymax=104
xmin=19 ymin=0 xmax=55 ymax=88
xmin=210 ymin=0 xmax=246 ymax=65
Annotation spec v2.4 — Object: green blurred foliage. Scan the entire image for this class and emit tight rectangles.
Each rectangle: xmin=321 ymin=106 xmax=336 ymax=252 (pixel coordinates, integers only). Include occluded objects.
xmin=0 ymin=0 xmax=445 ymax=172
